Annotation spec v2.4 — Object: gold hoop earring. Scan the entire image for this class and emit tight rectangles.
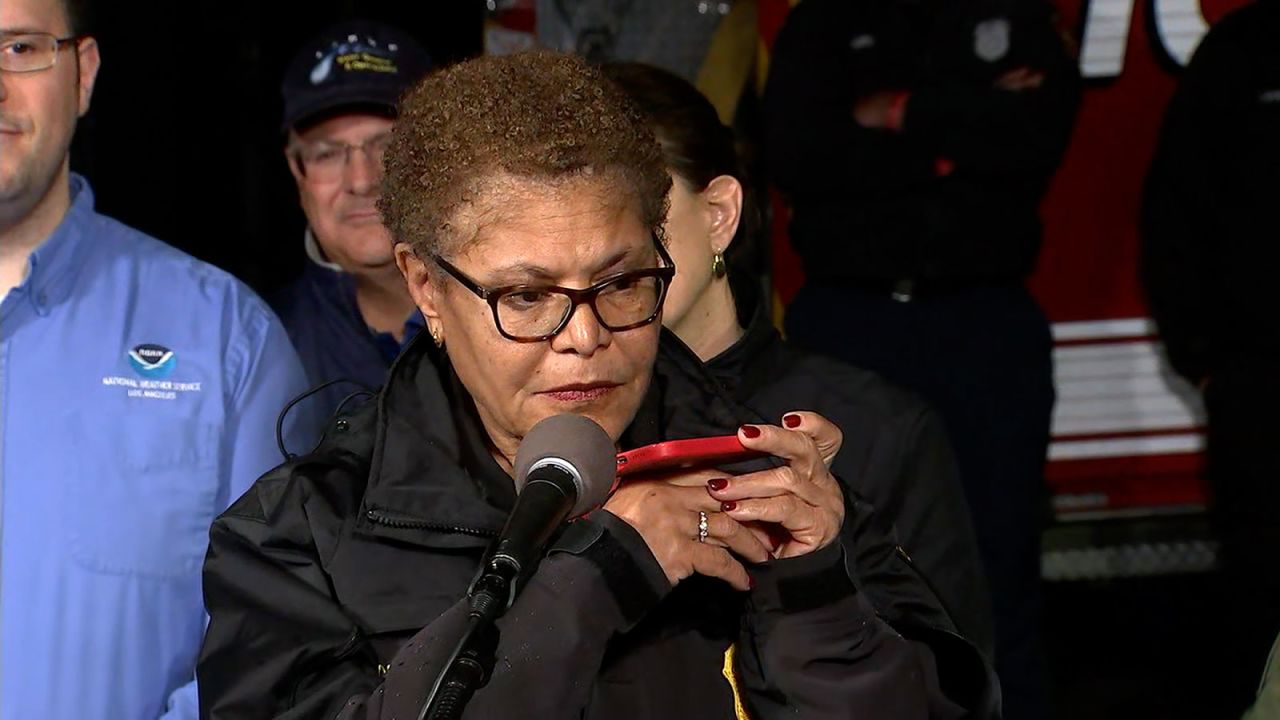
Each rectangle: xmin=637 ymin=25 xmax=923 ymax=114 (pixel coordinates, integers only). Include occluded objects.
xmin=430 ymin=326 xmax=442 ymax=347
xmin=711 ymin=251 xmax=727 ymax=280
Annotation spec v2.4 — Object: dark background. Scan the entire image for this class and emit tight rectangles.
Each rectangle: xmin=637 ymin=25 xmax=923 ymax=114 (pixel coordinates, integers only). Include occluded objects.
xmin=70 ymin=1 xmax=484 ymax=295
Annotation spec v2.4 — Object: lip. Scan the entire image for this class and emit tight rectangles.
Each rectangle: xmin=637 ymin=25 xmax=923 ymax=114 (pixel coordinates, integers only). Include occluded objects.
xmin=538 ymin=381 xmax=622 ymax=403
xmin=342 ymin=211 xmax=381 ymax=222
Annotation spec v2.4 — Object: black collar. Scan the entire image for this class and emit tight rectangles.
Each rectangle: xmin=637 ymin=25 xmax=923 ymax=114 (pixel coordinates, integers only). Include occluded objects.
xmin=353 ymin=305 xmax=783 ymax=548
xmin=702 ymin=281 xmax=796 ymax=419
xmin=357 ymin=330 xmax=676 ymax=544
xmin=358 ymin=332 xmax=513 ymax=544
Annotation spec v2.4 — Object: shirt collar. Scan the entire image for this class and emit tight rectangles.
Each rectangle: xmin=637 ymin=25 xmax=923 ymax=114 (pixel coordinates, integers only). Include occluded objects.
xmin=21 ymin=173 xmax=95 ymax=317
xmin=302 ymin=225 xmax=424 ymax=355
xmin=303 ymin=227 xmax=344 ymax=272
xmin=371 ymin=310 xmax=426 ymax=364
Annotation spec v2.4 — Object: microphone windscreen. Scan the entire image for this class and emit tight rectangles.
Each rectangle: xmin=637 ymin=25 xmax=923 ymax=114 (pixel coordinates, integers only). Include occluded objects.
xmin=514 ymin=414 xmax=616 ymax=517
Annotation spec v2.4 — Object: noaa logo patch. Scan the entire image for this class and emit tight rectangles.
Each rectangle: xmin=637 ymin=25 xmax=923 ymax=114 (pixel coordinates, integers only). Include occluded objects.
xmin=974 ymin=18 xmax=1011 ymax=62
xmin=128 ymin=344 xmax=176 ymax=379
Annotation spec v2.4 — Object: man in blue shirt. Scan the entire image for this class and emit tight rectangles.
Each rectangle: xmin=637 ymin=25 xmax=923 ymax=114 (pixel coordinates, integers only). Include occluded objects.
xmin=272 ymin=21 xmax=433 ymax=419
xmin=0 ymin=0 xmax=312 ymax=717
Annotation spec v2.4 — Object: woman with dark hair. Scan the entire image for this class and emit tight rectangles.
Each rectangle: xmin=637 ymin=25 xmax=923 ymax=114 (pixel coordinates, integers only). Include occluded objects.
xmin=605 ymin=61 xmax=994 ymax=655
xmin=197 ymin=52 xmax=994 ymax=719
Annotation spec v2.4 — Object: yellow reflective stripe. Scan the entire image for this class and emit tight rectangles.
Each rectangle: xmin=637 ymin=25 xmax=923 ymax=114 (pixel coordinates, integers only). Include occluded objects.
xmin=722 ymin=644 xmax=751 ymax=720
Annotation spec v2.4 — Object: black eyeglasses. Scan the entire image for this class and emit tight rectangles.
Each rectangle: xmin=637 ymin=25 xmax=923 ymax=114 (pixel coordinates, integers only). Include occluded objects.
xmin=429 ymin=236 xmax=676 ymax=342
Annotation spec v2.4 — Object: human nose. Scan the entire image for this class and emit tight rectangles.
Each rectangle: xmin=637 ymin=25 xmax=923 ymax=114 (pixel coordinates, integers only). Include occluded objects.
xmin=343 ymin=144 xmax=381 ymax=196
xmin=549 ymin=297 xmax=611 ymax=356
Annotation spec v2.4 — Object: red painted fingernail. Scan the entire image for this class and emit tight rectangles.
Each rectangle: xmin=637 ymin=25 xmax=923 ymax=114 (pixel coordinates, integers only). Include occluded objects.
xmin=783 ymin=413 xmax=801 ymax=428
xmin=707 ymin=477 xmax=729 ymax=492
xmin=741 ymin=425 xmax=761 ymax=439
xmin=720 ymin=500 xmax=737 ymax=512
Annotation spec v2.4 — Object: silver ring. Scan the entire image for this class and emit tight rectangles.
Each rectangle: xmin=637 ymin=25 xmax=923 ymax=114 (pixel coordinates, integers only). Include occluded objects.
xmin=697 ymin=511 xmax=709 ymax=543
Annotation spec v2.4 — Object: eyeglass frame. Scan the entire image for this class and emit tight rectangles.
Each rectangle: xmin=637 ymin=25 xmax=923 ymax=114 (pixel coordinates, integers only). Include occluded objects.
xmin=287 ymin=131 xmax=393 ymax=181
xmin=428 ymin=234 xmax=677 ymax=343
xmin=0 ymin=32 xmax=84 ymax=74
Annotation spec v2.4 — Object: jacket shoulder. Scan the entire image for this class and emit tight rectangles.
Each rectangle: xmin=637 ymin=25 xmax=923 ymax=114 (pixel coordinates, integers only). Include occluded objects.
xmin=217 ymin=394 xmax=377 ymax=540
xmin=756 ymin=344 xmax=935 ymax=432
xmin=268 ymin=264 xmax=349 ymax=338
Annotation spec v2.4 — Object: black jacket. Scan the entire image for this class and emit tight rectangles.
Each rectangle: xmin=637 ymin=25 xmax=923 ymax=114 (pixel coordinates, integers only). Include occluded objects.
xmin=763 ymin=0 xmax=1080 ymax=283
xmin=707 ymin=288 xmax=994 ymax=656
xmin=1141 ymin=0 xmax=1280 ymax=384
xmin=198 ymin=331 xmax=997 ymax=719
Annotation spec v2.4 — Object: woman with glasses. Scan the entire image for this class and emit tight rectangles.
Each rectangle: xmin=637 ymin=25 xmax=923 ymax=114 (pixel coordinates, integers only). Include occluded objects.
xmin=604 ymin=61 xmax=996 ymax=660
xmin=197 ymin=52 xmax=994 ymax=719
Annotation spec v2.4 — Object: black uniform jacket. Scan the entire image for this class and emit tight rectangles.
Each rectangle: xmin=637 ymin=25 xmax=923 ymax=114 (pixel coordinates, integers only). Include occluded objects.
xmin=197 ymin=329 xmax=998 ymax=719
xmin=764 ymin=0 xmax=1080 ymax=283
xmin=1142 ymin=0 xmax=1280 ymax=384
xmin=706 ymin=288 xmax=994 ymax=656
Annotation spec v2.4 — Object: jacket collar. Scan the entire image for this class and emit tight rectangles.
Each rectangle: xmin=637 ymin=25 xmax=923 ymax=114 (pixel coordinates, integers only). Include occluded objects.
xmin=358 ymin=332 xmax=515 ymax=544
xmin=703 ymin=281 xmax=780 ymax=401
xmin=682 ymin=279 xmax=801 ymax=428
xmin=356 ymin=324 xmax=763 ymax=546
xmin=304 ymin=227 xmax=345 ymax=272
xmin=298 ymin=229 xmax=427 ymax=356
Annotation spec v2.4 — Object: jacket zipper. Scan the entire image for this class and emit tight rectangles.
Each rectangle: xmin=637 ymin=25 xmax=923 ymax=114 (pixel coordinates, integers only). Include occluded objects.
xmin=364 ymin=508 xmax=497 ymax=538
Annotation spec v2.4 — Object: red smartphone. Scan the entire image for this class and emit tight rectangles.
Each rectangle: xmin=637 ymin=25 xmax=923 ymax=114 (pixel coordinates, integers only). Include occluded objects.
xmin=616 ymin=435 xmax=766 ymax=479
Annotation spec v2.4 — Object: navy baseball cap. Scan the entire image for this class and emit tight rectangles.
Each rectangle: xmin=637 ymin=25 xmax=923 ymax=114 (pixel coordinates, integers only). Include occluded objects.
xmin=281 ymin=20 xmax=433 ymax=131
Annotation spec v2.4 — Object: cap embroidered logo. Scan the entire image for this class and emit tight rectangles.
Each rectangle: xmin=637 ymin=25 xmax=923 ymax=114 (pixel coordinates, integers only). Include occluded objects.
xmin=309 ymin=37 xmax=401 ymax=85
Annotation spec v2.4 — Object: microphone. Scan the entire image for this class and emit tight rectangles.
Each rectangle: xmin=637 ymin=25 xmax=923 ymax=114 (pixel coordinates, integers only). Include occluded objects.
xmin=422 ymin=414 xmax=615 ymax=720
xmin=480 ymin=414 xmax=616 ymax=610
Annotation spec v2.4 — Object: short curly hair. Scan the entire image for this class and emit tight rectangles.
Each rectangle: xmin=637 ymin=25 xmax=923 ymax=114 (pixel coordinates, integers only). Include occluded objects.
xmin=379 ymin=51 xmax=671 ymax=257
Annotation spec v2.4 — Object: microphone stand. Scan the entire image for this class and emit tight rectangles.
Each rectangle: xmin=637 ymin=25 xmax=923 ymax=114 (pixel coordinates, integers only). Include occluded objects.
xmin=417 ymin=562 xmax=519 ymax=720
xmin=419 ymin=465 xmax=583 ymax=719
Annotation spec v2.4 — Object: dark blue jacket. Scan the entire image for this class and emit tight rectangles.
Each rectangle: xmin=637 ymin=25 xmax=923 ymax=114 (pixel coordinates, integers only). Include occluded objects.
xmin=270 ymin=239 xmax=422 ymax=443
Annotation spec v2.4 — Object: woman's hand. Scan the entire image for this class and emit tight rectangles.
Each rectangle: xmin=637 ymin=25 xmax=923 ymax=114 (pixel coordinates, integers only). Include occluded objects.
xmin=603 ymin=472 xmax=772 ymax=591
xmin=706 ymin=412 xmax=846 ymax=559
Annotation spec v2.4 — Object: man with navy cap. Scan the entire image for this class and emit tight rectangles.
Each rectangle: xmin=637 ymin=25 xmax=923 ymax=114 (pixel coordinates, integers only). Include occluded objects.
xmin=272 ymin=20 xmax=433 ymax=422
